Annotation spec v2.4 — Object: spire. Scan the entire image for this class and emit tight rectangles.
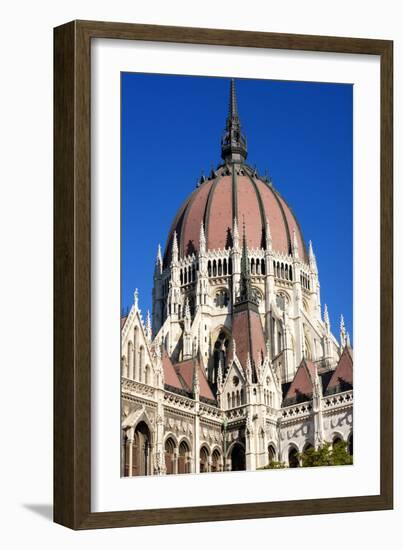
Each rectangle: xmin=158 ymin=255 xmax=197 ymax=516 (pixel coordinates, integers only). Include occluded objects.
xmin=155 ymin=244 xmax=163 ymax=275
xmin=340 ymin=314 xmax=347 ymax=347
xmin=192 ymin=361 xmax=200 ymax=398
xmin=157 ymin=243 xmax=162 ymax=266
xmin=221 ymin=79 xmax=248 ymax=163
xmin=145 ymin=310 xmax=152 ymax=342
xmin=199 ymin=221 xmax=206 ymax=254
xmin=323 ymin=304 xmax=330 ymax=330
xmin=172 ymin=231 xmax=179 ymax=263
xmin=133 ymin=288 xmax=139 ymax=309
xmin=236 ymin=224 xmax=258 ymax=306
xmin=309 ymin=240 xmax=317 ymax=271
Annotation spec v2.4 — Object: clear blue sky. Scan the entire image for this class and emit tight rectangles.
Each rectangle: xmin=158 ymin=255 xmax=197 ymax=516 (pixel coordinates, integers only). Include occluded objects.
xmin=121 ymin=73 xmax=353 ymax=339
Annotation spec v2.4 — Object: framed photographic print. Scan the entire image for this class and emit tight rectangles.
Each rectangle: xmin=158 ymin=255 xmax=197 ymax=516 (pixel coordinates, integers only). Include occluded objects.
xmin=54 ymin=20 xmax=393 ymax=529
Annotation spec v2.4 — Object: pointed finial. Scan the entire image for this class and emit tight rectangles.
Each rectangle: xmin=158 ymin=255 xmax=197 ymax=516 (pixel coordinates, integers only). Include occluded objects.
xmin=232 ymin=337 xmax=237 ymax=359
xmin=155 ymin=244 xmax=163 ymax=276
xmin=324 ymin=304 xmax=330 ymax=328
xmin=265 ymin=218 xmax=272 ymax=251
xmin=146 ymin=310 xmax=152 ymax=341
xmin=292 ymin=229 xmax=299 ymax=259
xmin=346 ymin=331 xmax=351 ymax=347
xmin=221 ymin=79 xmax=247 ymax=163
xmin=340 ymin=314 xmax=347 ymax=347
xmin=309 ymin=240 xmax=317 ymax=271
xmin=199 ymin=221 xmax=206 ymax=254
xmin=172 ymin=231 xmax=179 ymax=263
xmin=193 ymin=362 xmax=200 ymax=397
xmin=134 ymin=288 xmax=139 ymax=309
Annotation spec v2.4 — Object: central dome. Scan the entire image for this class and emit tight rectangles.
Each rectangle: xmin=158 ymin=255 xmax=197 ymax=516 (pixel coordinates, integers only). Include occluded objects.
xmin=163 ymin=164 xmax=307 ymax=266
xmin=163 ymin=80 xmax=308 ymax=267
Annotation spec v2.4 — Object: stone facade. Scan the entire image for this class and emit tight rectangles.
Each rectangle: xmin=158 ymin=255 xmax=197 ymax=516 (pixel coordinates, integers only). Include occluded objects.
xmin=121 ymin=79 xmax=353 ymax=477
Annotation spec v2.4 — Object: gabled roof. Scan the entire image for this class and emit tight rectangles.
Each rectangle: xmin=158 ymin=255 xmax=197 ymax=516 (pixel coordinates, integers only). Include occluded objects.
xmin=162 ymin=350 xmax=183 ymax=391
xmin=174 ymin=358 xmax=215 ymax=401
xmin=326 ymin=346 xmax=353 ymax=393
xmin=284 ymin=359 xmax=316 ymax=404
xmin=232 ymin=306 xmax=266 ymax=379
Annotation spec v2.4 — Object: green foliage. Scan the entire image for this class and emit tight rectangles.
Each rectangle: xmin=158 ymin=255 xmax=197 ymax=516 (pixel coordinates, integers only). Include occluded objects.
xmin=258 ymin=460 xmax=286 ymax=470
xmin=299 ymin=440 xmax=353 ymax=468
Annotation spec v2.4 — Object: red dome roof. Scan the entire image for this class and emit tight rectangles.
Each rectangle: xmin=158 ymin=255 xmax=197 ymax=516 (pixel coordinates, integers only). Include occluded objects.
xmin=163 ymin=164 xmax=308 ymax=266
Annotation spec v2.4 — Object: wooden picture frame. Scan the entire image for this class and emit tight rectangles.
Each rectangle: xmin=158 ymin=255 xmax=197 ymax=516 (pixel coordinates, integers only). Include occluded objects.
xmin=54 ymin=20 xmax=393 ymax=529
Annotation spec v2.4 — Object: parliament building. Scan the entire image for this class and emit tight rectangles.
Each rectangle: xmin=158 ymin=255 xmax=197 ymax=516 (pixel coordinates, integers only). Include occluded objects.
xmin=121 ymin=80 xmax=353 ymax=476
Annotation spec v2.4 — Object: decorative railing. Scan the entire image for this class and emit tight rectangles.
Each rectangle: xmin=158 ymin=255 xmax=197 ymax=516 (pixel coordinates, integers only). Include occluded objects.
xmin=281 ymin=402 xmax=313 ymax=419
xmin=322 ymin=390 xmax=353 ymax=410
xmin=164 ymin=390 xmax=196 ymax=412
xmin=226 ymin=405 xmax=246 ymax=420
xmin=122 ymin=378 xmax=155 ymax=398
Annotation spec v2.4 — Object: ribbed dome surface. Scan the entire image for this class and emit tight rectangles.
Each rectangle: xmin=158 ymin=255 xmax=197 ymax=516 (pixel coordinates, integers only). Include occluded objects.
xmin=163 ymin=163 xmax=308 ymax=267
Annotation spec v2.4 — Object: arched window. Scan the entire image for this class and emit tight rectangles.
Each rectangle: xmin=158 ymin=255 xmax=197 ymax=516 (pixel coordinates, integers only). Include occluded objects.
xmin=127 ymin=341 xmax=134 ymax=379
xmin=131 ymin=421 xmax=151 ymax=476
xmin=178 ymin=440 xmax=191 ymax=474
xmin=223 ymin=258 xmax=228 ymax=275
xmin=122 ymin=430 xmax=130 ymax=476
xmin=144 ymin=364 xmax=151 ymax=385
xmin=289 ymin=266 xmax=293 ymax=281
xmin=268 ymin=444 xmax=276 ymax=464
xmin=208 ymin=261 xmax=212 ymax=277
xmin=133 ymin=326 xmax=139 ymax=379
xmin=211 ymin=449 xmax=222 ymax=472
xmin=230 ymin=443 xmax=246 ymax=471
xmin=288 ymin=446 xmax=299 ymax=468
xmin=165 ymin=437 xmax=176 ymax=475
xmin=332 ymin=435 xmax=343 ymax=447
xmin=228 ymin=258 xmax=233 ymax=275
xmin=213 ymin=260 xmax=217 ymax=277
xmin=218 ymin=260 xmax=222 ymax=276
xmin=139 ymin=346 xmax=145 ymax=382
xmin=200 ymin=446 xmax=209 ymax=473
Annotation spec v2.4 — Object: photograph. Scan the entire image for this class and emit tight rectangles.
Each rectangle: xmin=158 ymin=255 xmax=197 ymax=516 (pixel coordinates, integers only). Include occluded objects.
xmin=120 ymin=74 xmax=354 ymax=477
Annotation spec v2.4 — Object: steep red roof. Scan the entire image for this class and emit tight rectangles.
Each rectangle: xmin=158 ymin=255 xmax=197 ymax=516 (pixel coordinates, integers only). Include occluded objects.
xmin=174 ymin=358 xmax=215 ymax=401
xmin=162 ymin=351 xmax=183 ymax=390
xmin=232 ymin=306 xmax=266 ymax=377
xmin=327 ymin=346 xmax=353 ymax=392
xmin=284 ymin=359 xmax=316 ymax=402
